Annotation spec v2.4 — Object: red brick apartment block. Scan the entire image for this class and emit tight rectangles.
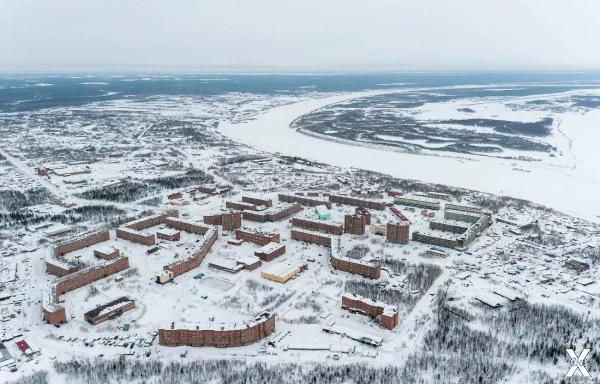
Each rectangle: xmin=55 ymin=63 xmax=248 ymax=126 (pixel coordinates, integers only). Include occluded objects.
xmin=386 ymin=222 xmax=410 ymax=244
xmin=242 ymin=203 xmax=302 ymax=223
xmin=291 ymin=229 xmax=333 ymax=247
xmin=291 ymin=217 xmax=343 ymax=235
xmin=278 ymin=193 xmax=332 ymax=208
xmin=254 ymin=242 xmax=286 ymax=262
xmin=124 ymin=210 xmax=179 ymax=231
xmin=226 ymin=201 xmax=258 ymax=211
xmin=344 ymin=214 xmax=367 ymax=236
xmin=330 ymin=240 xmax=380 ymax=279
xmin=242 ymin=196 xmax=273 ymax=207
xmin=116 ymin=227 xmax=155 ymax=246
xmin=43 ymin=305 xmax=66 ymax=326
xmin=355 ymin=207 xmax=371 ymax=224
xmin=163 ymin=228 xmax=218 ymax=278
xmin=197 ymin=186 xmax=217 ymax=195
xmin=341 ymin=293 xmax=398 ymax=330
xmin=54 ymin=230 xmax=110 ymax=256
xmin=54 ymin=257 xmax=130 ymax=296
xmin=45 ymin=260 xmax=79 ymax=277
xmin=328 ymin=194 xmax=385 ymax=210
xmin=203 ymin=212 xmax=242 ymax=230
xmin=158 ymin=312 xmax=275 ymax=348
xmin=165 ymin=217 xmax=210 ymax=235
xmin=235 ymin=228 xmax=280 ymax=245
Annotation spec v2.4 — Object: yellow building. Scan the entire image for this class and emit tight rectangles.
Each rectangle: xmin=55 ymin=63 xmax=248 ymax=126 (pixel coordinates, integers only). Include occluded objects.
xmin=260 ymin=261 xmax=300 ymax=284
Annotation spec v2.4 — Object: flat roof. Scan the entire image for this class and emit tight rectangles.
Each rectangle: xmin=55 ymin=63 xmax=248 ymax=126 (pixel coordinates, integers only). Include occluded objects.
xmin=163 ymin=312 xmax=273 ymax=332
xmin=256 ymin=242 xmax=285 ymax=254
xmin=157 ymin=228 xmax=180 ymax=237
xmin=262 ymin=261 xmax=300 ymax=277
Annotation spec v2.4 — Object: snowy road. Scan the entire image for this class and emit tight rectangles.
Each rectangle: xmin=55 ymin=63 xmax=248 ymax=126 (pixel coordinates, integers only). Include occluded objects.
xmin=219 ymin=92 xmax=600 ymax=223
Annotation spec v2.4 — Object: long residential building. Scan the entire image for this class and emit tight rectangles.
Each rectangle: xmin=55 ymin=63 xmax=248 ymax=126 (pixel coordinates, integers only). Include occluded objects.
xmin=162 ymin=227 xmax=218 ymax=278
xmin=445 ymin=203 xmax=482 ymax=214
xmin=225 ymin=201 xmax=258 ymax=211
xmin=203 ymin=212 xmax=242 ymax=230
xmin=330 ymin=239 xmax=380 ymax=279
xmin=291 ymin=229 xmax=333 ymax=247
xmin=165 ymin=217 xmax=210 ymax=234
xmin=328 ymin=194 xmax=386 ymax=210
xmin=291 ymin=216 xmax=343 ymax=236
xmin=395 ymin=196 xmax=440 ymax=210
xmin=242 ymin=202 xmax=302 ymax=223
xmin=54 ymin=230 xmax=110 ymax=257
xmin=278 ymin=193 xmax=331 ymax=208
xmin=412 ymin=210 xmax=491 ymax=250
xmin=158 ymin=312 xmax=276 ymax=348
xmin=43 ymin=256 xmax=130 ymax=326
xmin=46 ymin=230 xmax=112 ymax=276
xmin=242 ymin=196 xmax=273 ymax=207
xmin=124 ymin=210 xmax=179 ymax=231
xmin=341 ymin=293 xmax=398 ymax=330
xmin=235 ymin=227 xmax=280 ymax=245
xmin=116 ymin=227 xmax=155 ymax=245
xmin=116 ymin=210 xmax=180 ymax=246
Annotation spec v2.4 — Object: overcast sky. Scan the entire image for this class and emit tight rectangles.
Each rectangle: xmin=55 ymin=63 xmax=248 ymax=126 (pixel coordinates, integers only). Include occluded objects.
xmin=1 ymin=0 xmax=599 ymax=72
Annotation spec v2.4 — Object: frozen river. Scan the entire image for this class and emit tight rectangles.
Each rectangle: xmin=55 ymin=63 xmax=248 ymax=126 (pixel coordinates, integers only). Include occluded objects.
xmin=220 ymin=92 xmax=600 ymax=223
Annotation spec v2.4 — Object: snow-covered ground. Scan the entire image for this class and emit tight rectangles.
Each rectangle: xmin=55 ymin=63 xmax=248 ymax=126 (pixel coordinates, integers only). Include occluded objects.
xmin=220 ymin=91 xmax=600 ymax=223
